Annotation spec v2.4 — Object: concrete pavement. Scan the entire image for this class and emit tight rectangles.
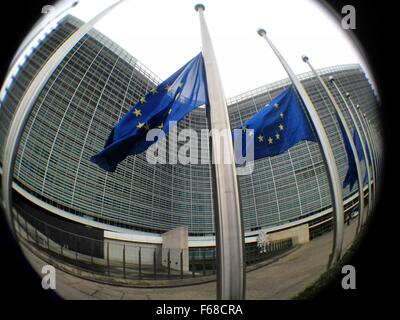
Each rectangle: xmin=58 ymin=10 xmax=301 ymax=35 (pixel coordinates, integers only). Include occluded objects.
xmin=20 ymin=219 xmax=358 ymax=300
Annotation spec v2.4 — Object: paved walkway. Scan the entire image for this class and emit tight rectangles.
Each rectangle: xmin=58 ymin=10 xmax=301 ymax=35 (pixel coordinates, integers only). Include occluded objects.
xmin=21 ymin=219 xmax=359 ymax=300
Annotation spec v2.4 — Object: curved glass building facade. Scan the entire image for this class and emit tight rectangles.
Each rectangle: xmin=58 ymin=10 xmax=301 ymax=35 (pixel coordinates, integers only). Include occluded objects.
xmin=0 ymin=15 xmax=383 ymax=237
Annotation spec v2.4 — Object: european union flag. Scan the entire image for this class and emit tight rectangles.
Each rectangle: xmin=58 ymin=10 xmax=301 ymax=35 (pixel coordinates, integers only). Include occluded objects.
xmin=356 ymin=129 xmax=372 ymax=166
xmin=353 ymin=130 xmax=369 ymax=186
xmin=354 ymin=129 xmax=365 ymax=162
xmin=339 ymin=117 xmax=367 ymax=190
xmin=91 ymin=53 xmax=209 ymax=172
xmin=341 ymin=124 xmax=357 ymax=190
xmin=233 ymin=86 xmax=316 ymax=161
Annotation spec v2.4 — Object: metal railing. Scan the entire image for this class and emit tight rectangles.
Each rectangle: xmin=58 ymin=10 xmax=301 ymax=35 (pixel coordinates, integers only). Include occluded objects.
xmin=12 ymin=205 xmax=294 ymax=284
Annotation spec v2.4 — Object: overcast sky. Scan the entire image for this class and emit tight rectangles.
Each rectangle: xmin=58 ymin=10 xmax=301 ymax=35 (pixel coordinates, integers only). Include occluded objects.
xmin=62 ymin=0 xmax=373 ymax=98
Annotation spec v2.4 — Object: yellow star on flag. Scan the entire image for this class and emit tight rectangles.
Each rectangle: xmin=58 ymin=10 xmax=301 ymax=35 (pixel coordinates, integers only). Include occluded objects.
xmin=158 ymin=123 xmax=164 ymax=129
xmin=139 ymin=97 xmax=146 ymax=104
xmin=133 ymin=109 xmax=142 ymax=117
xmin=275 ymin=133 xmax=280 ymax=140
xmin=268 ymin=137 xmax=273 ymax=144
xmin=257 ymin=134 xmax=264 ymax=143
xmin=278 ymin=124 xmax=284 ymax=131
xmin=137 ymin=122 xmax=145 ymax=129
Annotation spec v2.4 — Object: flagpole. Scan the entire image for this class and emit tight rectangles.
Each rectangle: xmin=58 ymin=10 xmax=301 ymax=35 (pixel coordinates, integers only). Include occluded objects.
xmin=362 ymin=115 xmax=378 ymax=170
xmin=330 ymin=79 xmax=376 ymax=218
xmin=302 ymin=56 xmax=365 ymax=233
xmin=347 ymin=93 xmax=378 ymax=212
xmin=362 ymin=113 xmax=380 ymax=185
xmin=353 ymin=103 xmax=378 ymax=213
xmin=359 ymin=106 xmax=379 ymax=186
xmin=257 ymin=29 xmax=344 ymax=266
xmin=366 ymin=116 xmax=382 ymax=193
xmin=360 ymin=112 xmax=378 ymax=212
xmin=195 ymin=4 xmax=245 ymax=300
xmin=368 ymin=117 xmax=381 ymax=177
xmin=2 ymin=0 xmax=126 ymax=232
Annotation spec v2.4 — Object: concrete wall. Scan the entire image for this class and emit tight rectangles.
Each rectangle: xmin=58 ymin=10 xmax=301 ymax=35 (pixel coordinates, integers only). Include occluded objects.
xmin=161 ymin=226 xmax=189 ymax=272
xmin=268 ymin=224 xmax=310 ymax=245
xmin=104 ymin=239 xmax=161 ymax=266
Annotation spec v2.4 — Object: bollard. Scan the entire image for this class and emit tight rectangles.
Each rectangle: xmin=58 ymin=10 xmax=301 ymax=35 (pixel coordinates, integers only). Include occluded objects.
xmin=167 ymin=249 xmax=171 ymax=279
xmin=202 ymin=249 xmax=206 ymax=276
xmin=212 ymin=248 xmax=216 ymax=274
xmin=153 ymin=249 xmax=157 ymax=280
xmin=107 ymin=242 xmax=110 ymax=276
xmin=91 ymin=241 xmax=94 ymax=265
xmin=139 ymin=247 xmax=142 ymax=280
xmin=25 ymin=219 xmax=29 ymax=241
xmin=180 ymin=250 xmax=183 ymax=279
xmin=123 ymin=244 xmax=126 ymax=279
xmin=192 ymin=252 xmax=196 ymax=278
xmin=16 ymin=212 xmax=21 ymax=234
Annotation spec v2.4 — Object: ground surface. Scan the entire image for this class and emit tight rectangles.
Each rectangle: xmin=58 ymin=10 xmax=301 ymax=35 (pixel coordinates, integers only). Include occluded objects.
xmin=21 ymin=219 xmax=358 ymax=300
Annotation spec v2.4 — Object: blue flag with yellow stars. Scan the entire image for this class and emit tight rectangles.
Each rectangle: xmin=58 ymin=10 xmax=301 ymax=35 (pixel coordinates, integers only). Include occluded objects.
xmin=233 ymin=86 xmax=316 ymax=161
xmin=339 ymin=117 xmax=368 ymax=190
xmin=353 ymin=128 xmax=369 ymax=186
xmin=341 ymin=122 xmax=357 ymax=190
xmin=91 ymin=53 xmax=209 ymax=172
xmin=354 ymin=129 xmax=365 ymax=162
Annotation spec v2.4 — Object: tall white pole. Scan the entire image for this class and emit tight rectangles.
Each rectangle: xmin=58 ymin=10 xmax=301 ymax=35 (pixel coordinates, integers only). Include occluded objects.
xmin=302 ymin=56 xmax=364 ymax=233
xmin=365 ymin=116 xmax=382 ymax=193
xmin=363 ymin=114 xmax=380 ymax=184
xmin=330 ymin=79 xmax=375 ymax=219
xmin=2 ymin=0 xmax=126 ymax=230
xmin=360 ymin=108 xmax=379 ymax=183
xmin=195 ymin=4 xmax=245 ymax=300
xmin=360 ymin=112 xmax=378 ymax=211
xmin=347 ymin=95 xmax=378 ymax=211
xmin=257 ymin=29 xmax=344 ymax=266
xmin=0 ymin=1 xmax=79 ymax=104
xmin=8 ymin=0 xmax=79 ymax=71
